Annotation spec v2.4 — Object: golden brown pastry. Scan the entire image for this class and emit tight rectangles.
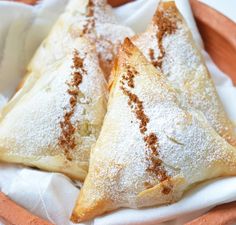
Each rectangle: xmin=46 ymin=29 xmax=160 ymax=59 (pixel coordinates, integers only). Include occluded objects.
xmin=71 ymin=39 xmax=236 ymax=222
xmin=132 ymin=1 xmax=236 ymax=146
xmin=0 ymin=0 xmax=134 ymax=180
xmin=0 ymin=37 xmax=107 ymax=180
xmin=2 ymin=0 xmax=133 ymax=119
xmin=30 ymin=0 xmax=134 ymax=79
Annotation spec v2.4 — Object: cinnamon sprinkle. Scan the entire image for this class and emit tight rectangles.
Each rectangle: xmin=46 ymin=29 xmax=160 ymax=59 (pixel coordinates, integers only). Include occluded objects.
xmin=121 ymin=88 xmax=149 ymax=134
xmin=82 ymin=0 xmax=95 ymax=35
xmin=58 ymin=50 xmax=87 ymax=160
xmin=122 ymin=65 xmax=137 ymax=88
xmin=149 ymin=5 xmax=177 ymax=69
xmin=162 ymin=184 xmax=172 ymax=195
xmin=120 ymin=65 xmax=148 ymax=133
xmin=149 ymin=48 xmax=155 ymax=64
xmin=120 ymin=63 xmax=170 ymax=193
xmin=144 ymin=133 xmax=168 ymax=182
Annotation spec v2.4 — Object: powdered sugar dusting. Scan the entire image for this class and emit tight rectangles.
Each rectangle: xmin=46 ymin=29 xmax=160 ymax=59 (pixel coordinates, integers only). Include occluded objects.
xmin=66 ymin=0 xmax=134 ymax=78
xmin=24 ymin=0 xmax=134 ymax=84
xmin=133 ymin=2 xmax=236 ymax=146
xmin=0 ymin=0 xmax=133 ymax=177
xmin=79 ymin=41 xmax=236 ymax=215
xmin=0 ymin=38 xmax=107 ymax=174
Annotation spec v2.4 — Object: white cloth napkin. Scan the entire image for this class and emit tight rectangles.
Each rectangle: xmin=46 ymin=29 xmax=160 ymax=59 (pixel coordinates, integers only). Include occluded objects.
xmin=0 ymin=1 xmax=236 ymax=225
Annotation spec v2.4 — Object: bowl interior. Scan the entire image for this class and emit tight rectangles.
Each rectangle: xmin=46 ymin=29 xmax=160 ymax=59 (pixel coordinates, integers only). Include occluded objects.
xmin=190 ymin=0 xmax=236 ymax=84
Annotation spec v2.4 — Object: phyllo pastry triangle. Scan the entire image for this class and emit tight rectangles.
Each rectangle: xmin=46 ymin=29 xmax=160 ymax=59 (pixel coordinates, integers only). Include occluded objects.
xmin=132 ymin=1 xmax=236 ymax=146
xmin=0 ymin=37 xmax=107 ymax=180
xmin=2 ymin=0 xmax=133 ymax=119
xmin=71 ymin=39 xmax=236 ymax=222
xmin=30 ymin=0 xmax=134 ymax=80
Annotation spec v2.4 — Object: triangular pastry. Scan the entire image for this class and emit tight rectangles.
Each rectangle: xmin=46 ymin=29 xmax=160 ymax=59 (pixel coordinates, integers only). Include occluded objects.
xmin=32 ymin=0 xmax=134 ymax=78
xmin=0 ymin=37 xmax=107 ymax=180
xmin=2 ymin=0 xmax=133 ymax=119
xmin=71 ymin=39 xmax=236 ymax=222
xmin=132 ymin=1 xmax=236 ymax=146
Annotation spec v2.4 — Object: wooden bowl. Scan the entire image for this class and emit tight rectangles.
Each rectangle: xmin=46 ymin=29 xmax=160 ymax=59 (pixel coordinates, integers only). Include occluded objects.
xmin=1 ymin=0 xmax=236 ymax=225
xmin=190 ymin=0 xmax=236 ymax=85
xmin=0 ymin=192 xmax=53 ymax=225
